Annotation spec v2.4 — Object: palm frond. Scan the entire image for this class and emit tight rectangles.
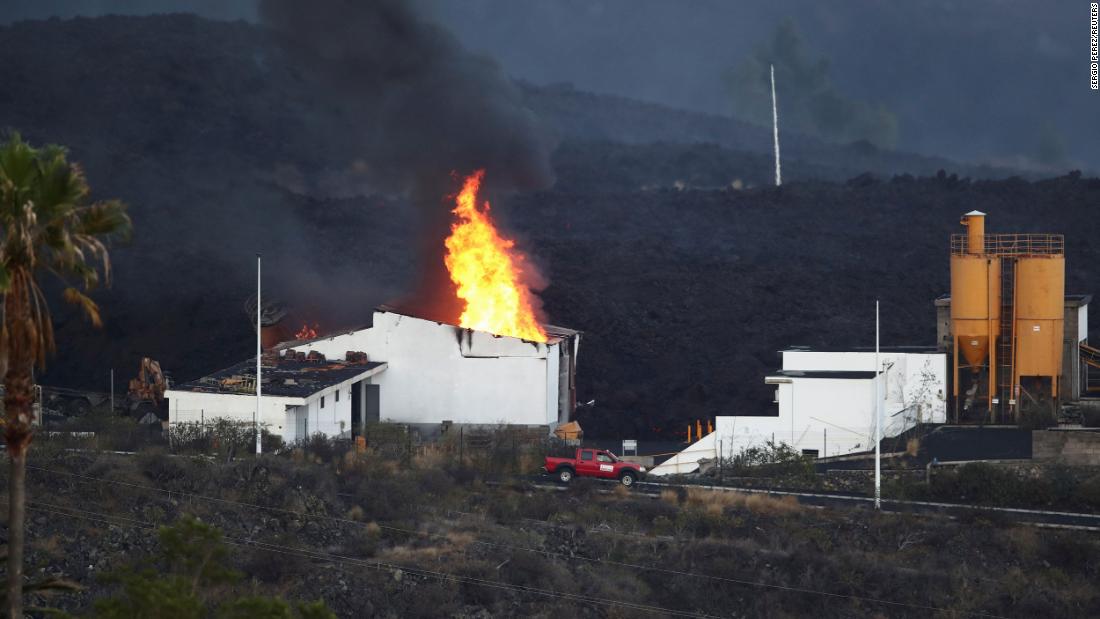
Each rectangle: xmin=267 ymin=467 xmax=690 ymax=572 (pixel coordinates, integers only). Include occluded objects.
xmin=76 ymin=200 xmax=131 ymax=240
xmin=0 ymin=133 xmax=128 ymax=372
xmin=62 ymin=287 xmax=102 ymax=328
xmin=0 ymin=134 xmax=36 ymax=211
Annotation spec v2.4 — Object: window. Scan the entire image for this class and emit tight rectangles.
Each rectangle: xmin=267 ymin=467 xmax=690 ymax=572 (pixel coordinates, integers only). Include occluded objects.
xmin=335 ymin=390 xmax=340 ymax=402
xmin=320 ymin=396 xmax=325 ymax=409
xmin=580 ymin=451 xmax=593 ymax=461
xmin=596 ymin=453 xmax=612 ymax=463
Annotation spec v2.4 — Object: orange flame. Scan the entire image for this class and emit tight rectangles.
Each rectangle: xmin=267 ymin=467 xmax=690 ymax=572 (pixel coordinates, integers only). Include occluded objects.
xmin=295 ymin=323 xmax=318 ymax=340
xmin=444 ymin=170 xmax=547 ymax=342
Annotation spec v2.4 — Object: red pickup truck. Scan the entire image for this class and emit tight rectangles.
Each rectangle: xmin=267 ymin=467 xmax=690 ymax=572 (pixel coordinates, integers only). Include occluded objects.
xmin=545 ymin=448 xmax=646 ymax=486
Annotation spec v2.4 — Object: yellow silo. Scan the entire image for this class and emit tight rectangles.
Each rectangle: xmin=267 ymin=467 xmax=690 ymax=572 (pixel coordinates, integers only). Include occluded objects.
xmin=948 ymin=211 xmax=1066 ymax=420
xmin=1014 ymin=255 xmax=1065 ymax=397
xmin=950 ymin=211 xmax=1001 ymax=408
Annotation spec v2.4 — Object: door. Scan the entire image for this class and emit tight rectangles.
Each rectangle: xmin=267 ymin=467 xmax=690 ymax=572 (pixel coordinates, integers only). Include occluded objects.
xmin=576 ymin=449 xmax=598 ymax=477
xmin=595 ymin=451 xmax=617 ymax=478
xmin=351 ymin=381 xmax=362 ymax=437
xmin=365 ymin=384 xmax=380 ymax=424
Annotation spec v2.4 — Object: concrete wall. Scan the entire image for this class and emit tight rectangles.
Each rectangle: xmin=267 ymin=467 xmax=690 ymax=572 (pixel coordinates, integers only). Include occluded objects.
xmin=168 ymin=375 xmax=364 ymax=442
xmin=1032 ymin=430 xmax=1100 ymax=465
xmin=781 ymin=351 xmax=948 ymax=425
xmin=166 ymin=390 xmax=302 ymax=437
xmin=717 ymin=377 xmax=873 ymax=458
xmin=710 ymin=350 xmax=947 ymax=459
xmin=289 ymin=310 xmax=571 ymax=427
xmin=284 ymin=382 xmax=354 ymax=443
xmin=1061 ymin=300 xmax=1089 ymax=400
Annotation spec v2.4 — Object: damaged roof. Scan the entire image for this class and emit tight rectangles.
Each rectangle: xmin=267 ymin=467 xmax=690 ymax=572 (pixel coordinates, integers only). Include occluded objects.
xmin=376 ymin=304 xmax=580 ymax=343
xmin=173 ymin=358 xmax=387 ymax=399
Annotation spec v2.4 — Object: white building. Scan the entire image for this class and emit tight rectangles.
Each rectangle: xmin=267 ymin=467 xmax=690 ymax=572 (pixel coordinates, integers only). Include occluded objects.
xmin=166 ymin=358 xmax=387 ymax=442
xmin=166 ymin=307 xmax=580 ymax=442
xmin=650 ymin=348 xmax=947 ymax=475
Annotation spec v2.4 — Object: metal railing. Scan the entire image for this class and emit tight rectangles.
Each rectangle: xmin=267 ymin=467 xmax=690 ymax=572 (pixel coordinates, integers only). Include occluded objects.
xmin=951 ymin=233 xmax=1064 ymax=256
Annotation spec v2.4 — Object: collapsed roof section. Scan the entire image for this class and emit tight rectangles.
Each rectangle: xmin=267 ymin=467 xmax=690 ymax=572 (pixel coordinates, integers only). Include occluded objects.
xmin=174 ymin=355 xmax=386 ymax=399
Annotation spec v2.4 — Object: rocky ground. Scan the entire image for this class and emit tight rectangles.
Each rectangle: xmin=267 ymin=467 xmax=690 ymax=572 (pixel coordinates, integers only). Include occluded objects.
xmin=1 ymin=14 xmax=1098 ymax=439
xmin=10 ymin=441 xmax=1100 ymax=617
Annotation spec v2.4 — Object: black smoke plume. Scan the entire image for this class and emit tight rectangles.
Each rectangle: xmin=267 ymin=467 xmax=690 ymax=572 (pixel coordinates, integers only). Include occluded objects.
xmin=259 ymin=0 xmax=556 ymax=322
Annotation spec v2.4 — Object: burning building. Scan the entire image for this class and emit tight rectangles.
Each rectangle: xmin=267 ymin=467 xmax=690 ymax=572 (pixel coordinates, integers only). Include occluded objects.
xmin=166 ymin=171 xmax=579 ymax=441
xmin=165 ymin=307 xmax=579 ymax=441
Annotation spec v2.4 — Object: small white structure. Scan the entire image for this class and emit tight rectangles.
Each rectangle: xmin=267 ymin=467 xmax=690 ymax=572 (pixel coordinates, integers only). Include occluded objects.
xmin=649 ymin=347 xmax=947 ymax=476
xmin=166 ymin=358 xmax=387 ymax=442
xmin=167 ymin=307 xmax=580 ymax=442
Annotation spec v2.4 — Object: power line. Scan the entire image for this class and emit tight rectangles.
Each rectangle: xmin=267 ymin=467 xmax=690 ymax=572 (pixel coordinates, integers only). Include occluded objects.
xmin=16 ymin=499 xmax=714 ymax=619
xmin=24 ymin=462 xmax=1014 ymax=618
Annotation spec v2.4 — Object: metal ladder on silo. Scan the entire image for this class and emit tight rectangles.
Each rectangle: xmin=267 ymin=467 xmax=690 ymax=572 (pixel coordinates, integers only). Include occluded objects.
xmin=996 ymin=257 xmax=1016 ymax=422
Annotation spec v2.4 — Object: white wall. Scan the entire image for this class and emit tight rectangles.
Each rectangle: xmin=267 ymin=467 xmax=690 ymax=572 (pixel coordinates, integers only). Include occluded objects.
xmin=284 ymin=381 xmax=354 ymax=443
xmin=168 ymin=372 xmax=374 ymax=443
xmin=715 ymin=378 xmax=873 ymax=458
xmin=782 ymin=351 xmax=948 ymax=425
xmin=166 ymin=390 xmax=302 ymax=437
xmin=289 ymin=310 xmax=566 ymax=426
xmin=712 ymin=350 xmax=947 ymax=460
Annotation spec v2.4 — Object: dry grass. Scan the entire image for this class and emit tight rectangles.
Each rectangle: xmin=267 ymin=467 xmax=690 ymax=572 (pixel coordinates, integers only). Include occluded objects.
xmin=33 ymin=534 xmax=64 ymax=559
xmin=346 ymin=505 xmax=365 ymax=521
xmin=413 ymin=447 xmax=448 ymax=469
xmin=676 ymin=487 xmax=802 ymax=516
xmin=518 ymin=450 xmax=545 ymax=475
xmin=742 ymin=493 xmax=801 ymax=516
xmin=445 ymin=530 xmax=476 ymax=550
xmin=1004 ymin=526 xmax=1041 ymax=559
xmin=381 ymin=544 xmax=445 ymax=562
xmin=683 ymin=487 xmax=741 ymax=515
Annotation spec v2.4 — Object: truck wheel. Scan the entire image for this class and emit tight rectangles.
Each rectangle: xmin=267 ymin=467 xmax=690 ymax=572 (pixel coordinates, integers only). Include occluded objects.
xmin=620 ymin=471 xmax=637 ymax=487
xmin=558 ymin=468 xmax=574 ymax=483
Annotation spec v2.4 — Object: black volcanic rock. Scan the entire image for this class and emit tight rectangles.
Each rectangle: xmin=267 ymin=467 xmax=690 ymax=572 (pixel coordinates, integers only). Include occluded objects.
xmin=0 ymin=14 xmax=1093 ymax=438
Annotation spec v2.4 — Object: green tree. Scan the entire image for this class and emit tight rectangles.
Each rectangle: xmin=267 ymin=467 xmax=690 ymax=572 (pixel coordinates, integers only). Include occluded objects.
xmin=0 ymin=133 xmax=131 ymax=617
xmin=725 ymin=19 xmax=899 ymax=148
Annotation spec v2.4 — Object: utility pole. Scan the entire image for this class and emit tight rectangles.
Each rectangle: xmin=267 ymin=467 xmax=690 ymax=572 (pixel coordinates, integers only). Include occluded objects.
xmin=255 ymin=254 xmax=263 ymax=455
xmin=771 ymin=64 xmax=782 ymax=187
xmin=874 ymin=300 xmax=881 ymax=510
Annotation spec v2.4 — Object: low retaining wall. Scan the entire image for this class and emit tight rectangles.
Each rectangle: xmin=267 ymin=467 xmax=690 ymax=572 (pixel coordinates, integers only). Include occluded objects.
xmin=1033 ymin=430 xmax=1100 ymax=465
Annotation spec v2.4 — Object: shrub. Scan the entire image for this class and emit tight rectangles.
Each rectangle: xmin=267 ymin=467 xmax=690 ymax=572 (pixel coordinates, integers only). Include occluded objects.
xmin=136 ymin=447 xmax=189 ymax=483
xmin=726 ymin=440 xmax=816 ymax=483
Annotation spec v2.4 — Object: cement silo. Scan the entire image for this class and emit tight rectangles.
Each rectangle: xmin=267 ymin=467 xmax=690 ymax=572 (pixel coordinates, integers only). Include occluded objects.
xmin=1014 ymin=252 xmax=1065 ymax=401
xmin=949 ymin=211 xmax=1001 ymax=413
xmin=947 ymin=212 xmax=1065 ymax=421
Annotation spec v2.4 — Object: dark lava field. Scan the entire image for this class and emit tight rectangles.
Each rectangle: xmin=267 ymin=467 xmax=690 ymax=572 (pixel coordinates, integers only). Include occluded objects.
xmin=2 ymin=14 xmax=1099 ymax=438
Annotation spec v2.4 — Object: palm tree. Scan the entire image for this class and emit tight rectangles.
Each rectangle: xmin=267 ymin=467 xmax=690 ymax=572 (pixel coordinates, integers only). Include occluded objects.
xmin=0 ymin=133 xmax=130 ymax=616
